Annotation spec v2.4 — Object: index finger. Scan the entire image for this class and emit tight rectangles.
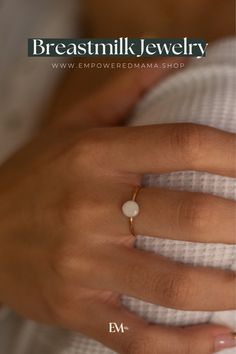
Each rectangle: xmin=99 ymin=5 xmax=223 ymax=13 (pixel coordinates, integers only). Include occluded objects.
xmin=52 ymin=57 xmax=187 ymax=129
xmin=106 ymin=123 xmax=236 ymax=177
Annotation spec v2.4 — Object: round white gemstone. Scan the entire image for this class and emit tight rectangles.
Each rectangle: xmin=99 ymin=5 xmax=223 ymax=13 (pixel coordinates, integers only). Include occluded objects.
xmin=122 ymin=200 xmax=140 ymax=218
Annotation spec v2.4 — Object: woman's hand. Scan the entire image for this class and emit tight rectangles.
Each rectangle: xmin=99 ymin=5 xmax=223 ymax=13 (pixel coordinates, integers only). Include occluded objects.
xmin=0 ymin=64 xmax=235 ymax=354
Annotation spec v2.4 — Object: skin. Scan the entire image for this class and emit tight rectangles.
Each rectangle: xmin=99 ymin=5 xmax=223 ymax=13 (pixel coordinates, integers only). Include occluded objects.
xmin=83 ymin=0 xmax=235 ymax=40
xmin=45 ymin=0 xmax=235 ymax=116
xmin=0 ymin=61 xmax=235 ymax=354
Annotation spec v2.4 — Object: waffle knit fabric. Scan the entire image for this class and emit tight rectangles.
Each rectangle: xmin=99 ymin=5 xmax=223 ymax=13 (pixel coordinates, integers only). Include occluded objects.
xmin=0 ymin=37 xmax=235 ymax=354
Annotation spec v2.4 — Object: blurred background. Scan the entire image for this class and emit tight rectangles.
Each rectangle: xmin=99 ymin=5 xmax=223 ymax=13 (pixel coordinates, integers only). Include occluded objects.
xmin=49 ymin=0 xmax=235 ymax=118
xmin=0 ymin=0 xmax=235 ymax=160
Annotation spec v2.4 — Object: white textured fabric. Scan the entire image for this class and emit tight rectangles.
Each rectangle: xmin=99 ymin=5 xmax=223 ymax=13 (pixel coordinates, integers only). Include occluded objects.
xmin=50 ymin=38 xmax=236 ymax=354
xmin=0 ymin=38 xmax=236 ymax=354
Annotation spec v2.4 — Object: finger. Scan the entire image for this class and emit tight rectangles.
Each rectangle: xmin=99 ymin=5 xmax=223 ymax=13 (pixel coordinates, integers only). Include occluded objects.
xmin=73 ymin=296 xmax=148 ymax=354
xmin=133 ymin=187 xmax=236 ymax=244
xmin=106 ymin=123 xmax=236 ymax=177
xmin=90 ymin=246 xmax=236 ymax=311
xmin=72 ymin=298 xmax=236 ymax=354
xmin=60 ymin=57 xmax=187 ymax=128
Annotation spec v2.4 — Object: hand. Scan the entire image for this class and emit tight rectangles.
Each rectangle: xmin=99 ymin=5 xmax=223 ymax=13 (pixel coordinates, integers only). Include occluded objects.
xmin=0 ymin=63 xmax=235 ymax=354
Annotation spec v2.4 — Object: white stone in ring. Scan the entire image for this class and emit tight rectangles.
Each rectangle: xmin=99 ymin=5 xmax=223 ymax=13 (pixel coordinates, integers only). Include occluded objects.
xmin=122 ymin=200 xmax=140 ymax=218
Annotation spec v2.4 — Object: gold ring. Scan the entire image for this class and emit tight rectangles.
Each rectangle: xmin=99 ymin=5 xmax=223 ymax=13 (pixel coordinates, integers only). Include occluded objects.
xmin=122 ymin=186 xmax=142 ymax=236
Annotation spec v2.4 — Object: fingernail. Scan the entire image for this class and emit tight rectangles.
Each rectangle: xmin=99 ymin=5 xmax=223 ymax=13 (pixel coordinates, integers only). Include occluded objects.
xmin=214 ymin=332 xmax=236 ymax=352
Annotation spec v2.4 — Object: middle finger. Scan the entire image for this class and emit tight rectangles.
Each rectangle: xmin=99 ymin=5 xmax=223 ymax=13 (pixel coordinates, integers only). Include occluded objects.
xmin=131 ymin=186 xmax=236 ymax=244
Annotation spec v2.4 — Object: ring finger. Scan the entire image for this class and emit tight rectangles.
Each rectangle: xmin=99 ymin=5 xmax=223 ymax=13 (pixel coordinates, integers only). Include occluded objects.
xmin=100 ymin=183 xmax=235 ymax=244
xmin=121 ymin=186 xmax=236 ymax=244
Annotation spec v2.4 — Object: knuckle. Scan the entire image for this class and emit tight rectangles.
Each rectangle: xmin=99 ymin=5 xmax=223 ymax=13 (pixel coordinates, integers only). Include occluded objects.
xmin=179 ymin=333 xmax=206 ymax=354
xmin=77 ymin=197 xmax=105 ymax=224
xmin=125 ymin=263 xmax=151 ymax=295
xmin=70 ymin=128 xmax=109 ymax=168
xmin=58 ymin=192 xmax=105 ymax=231
xmin=49 ymin=235 xmax=95 ymax=284
xmin=48 ymin=288 xmax=76 ymax=324
xmin=57 ymin=193 xmax=81 ymax=228
xmin=165 ymin=341 xmax=192 ymax=354
xmin=126 ymin=331 xmax=155 ymax=354
xmin=170 ymin=124 xmax=204 ymax=165
xmin=75 ymin=198 xmax=106 ymax=235
xmin=180 ymin=341 xmax=192 ymax=354
xmin=177 ymin=194 xmax=211 ymax=232
xmin=125 ymin=262 xmax=193 ymax=309
xmin=178 ymin=344 xmax=192 ymax=354
xmin=158 ymin=270 xmax=192 ymax=308
xmin=50 ymin=245 xmax=76 ymax=279
xmin=126 ymin=329 xmax=194 ymax=354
